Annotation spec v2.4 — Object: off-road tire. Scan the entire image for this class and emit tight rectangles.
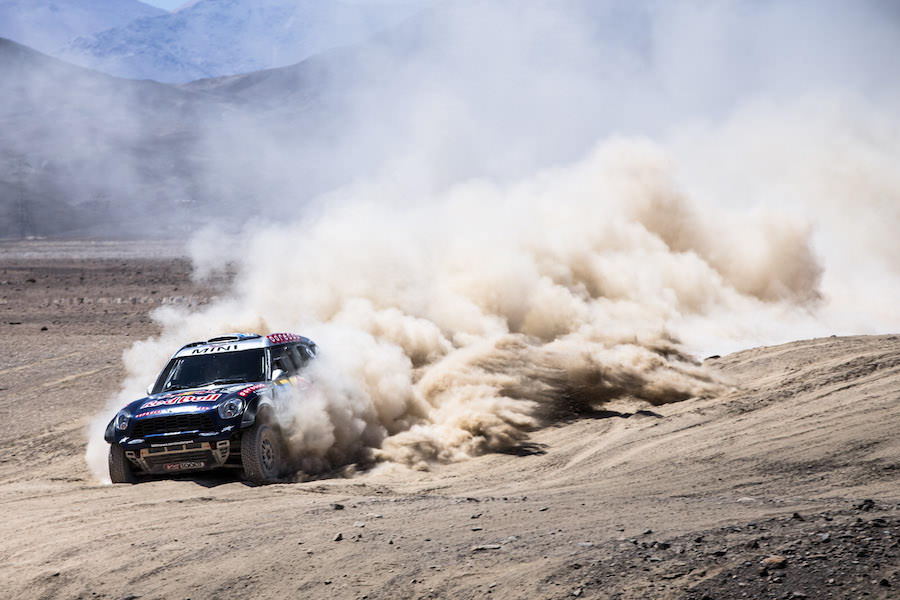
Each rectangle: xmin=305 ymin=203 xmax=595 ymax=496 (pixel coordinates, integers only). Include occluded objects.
xmin=108 ymin=444 xmax=136 ymax=484
xmin=241 ymin=417 xmax=283 ymax=484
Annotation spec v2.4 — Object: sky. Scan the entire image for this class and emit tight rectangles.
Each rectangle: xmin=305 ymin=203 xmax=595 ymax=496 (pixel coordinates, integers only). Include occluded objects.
xmin=142 ymin=0 xmax=181 ymax=11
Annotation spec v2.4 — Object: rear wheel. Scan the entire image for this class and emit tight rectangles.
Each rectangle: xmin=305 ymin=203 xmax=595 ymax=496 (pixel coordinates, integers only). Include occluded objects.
xmin=241 ymin=417 xmax=282 ymax=484
xmin=108 ymin=444 xmax=136 ymax=484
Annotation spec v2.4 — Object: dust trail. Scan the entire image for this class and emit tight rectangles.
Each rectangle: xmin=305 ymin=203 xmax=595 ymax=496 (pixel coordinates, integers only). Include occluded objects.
xmin=84 ymin=1 xmax=900 ymax=481
xmin=87 ymin=133 xmax=833 ymax=479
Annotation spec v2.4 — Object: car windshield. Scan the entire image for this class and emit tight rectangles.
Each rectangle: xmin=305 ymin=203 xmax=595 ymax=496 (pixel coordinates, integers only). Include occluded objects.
xmin=153 ymin=349 xmax=266 ymax=393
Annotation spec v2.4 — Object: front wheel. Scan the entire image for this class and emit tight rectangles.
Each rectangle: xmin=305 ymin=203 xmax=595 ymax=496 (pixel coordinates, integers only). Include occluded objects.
xmin=241 ymin=419 xmax=283 ymax=484
xmin=108 ymin=444 xmax=136 ymax=484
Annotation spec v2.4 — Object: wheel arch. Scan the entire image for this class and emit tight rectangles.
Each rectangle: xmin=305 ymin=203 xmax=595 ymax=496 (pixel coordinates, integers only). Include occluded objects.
xmin=241 ymin=394 xmax=276 ymax=428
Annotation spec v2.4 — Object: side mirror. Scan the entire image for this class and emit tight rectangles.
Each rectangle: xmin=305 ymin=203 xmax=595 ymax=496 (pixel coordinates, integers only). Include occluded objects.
xmin=271 ymin=369 xmax=285 ymax=381
xmin=146 ymin=384 xmax=154 ymax=396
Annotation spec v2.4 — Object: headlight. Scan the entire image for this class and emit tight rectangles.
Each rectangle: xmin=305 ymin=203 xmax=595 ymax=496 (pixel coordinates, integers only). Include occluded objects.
xmin=218 ymin=398 xmax=244 ymax=419
xmin=115 ymin=409 xmax=131 ymax=431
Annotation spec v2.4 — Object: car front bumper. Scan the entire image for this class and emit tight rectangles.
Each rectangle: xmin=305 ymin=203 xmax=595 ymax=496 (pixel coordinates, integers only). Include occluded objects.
xmin=116 ymin=425 xmax=242 ymax=474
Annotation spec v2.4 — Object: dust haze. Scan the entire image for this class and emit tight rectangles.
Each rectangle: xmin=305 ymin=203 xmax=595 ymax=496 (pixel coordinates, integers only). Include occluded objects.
xmin=84 ymin=1 xmax=900 ymax=481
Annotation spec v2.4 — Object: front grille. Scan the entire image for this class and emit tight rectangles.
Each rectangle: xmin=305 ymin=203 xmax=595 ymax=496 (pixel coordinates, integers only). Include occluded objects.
xmin=132 ymin=413 xmax=216 ymax=437
xmin=142 ymin=450 xmax=213 ymax=468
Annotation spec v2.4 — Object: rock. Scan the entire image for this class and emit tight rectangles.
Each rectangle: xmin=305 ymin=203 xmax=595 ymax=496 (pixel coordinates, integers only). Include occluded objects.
xmin=539 ymin=506 xmax=549 ymax=512
xmin=856 ymin=499 xmax=875 ymax=511
xmin=761 ymin=555 xmax=787 ymax=569
xmin=817 ymin=533 xmax=831 ymax=543
xmin=471 ymin=527 xmax=483 ymax=531
xmin=880 ymin=578 xmax=891 ymax=587
xmin=331 ymin=503 xmax=345 ymax=510
xmin=791 ymin=592 xmax=807 ymax=598
xmin=472 ymin=544 xmax=502 ymax=551
xmin=471 ymin=513 xmax=482 ymax=519
xmin=333 ymin=533 xmax=343 ymax=541
xmin=791 ymin=512 xmax=805 ymax=521
xmin=354 ymin=521 xmax=366 ymax=528
xmin=643 ymin=529 xmax=653 ymax=535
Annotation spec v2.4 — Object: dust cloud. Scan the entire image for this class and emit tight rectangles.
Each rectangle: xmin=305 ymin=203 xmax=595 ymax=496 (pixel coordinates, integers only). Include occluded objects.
xmin=85 ymin=0 xmax=900 ymax=481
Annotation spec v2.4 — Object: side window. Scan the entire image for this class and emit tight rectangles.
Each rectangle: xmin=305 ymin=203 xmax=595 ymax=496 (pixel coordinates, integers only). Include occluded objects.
xmin=270 ymin=347 xmax=298 ymax=376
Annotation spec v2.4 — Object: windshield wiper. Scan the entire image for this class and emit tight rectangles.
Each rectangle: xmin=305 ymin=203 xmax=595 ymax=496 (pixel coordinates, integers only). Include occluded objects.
xmin=209 ymin=378 xmax=251 ymax=385
xmin=163 ymin=384 xmax=195 ymax=392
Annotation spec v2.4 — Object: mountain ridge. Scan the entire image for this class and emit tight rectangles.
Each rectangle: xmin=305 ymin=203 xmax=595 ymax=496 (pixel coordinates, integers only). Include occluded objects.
xmin=61 ymin=0 xmax=429 ymax=83
xmin=0 ymin=0 xmax=165 ymax=56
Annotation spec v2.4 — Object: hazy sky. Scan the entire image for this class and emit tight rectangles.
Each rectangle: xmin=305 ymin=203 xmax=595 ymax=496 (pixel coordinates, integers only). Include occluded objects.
xmin=142 ymin=0 xmax=181 ymax=11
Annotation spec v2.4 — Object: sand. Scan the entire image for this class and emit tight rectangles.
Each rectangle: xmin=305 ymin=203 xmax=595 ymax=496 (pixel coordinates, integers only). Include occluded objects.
xmin=0 ymin=242 xmax=897 ymax=599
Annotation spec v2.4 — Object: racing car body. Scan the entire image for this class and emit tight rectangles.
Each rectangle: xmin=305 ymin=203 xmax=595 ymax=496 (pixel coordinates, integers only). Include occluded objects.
xmin=105 ymin=332 xmax=316 ymax=484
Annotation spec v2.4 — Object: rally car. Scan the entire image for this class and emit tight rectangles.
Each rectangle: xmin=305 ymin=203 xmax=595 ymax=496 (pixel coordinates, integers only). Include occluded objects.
xmin=105 ymin=332 xmax=317 ymax=484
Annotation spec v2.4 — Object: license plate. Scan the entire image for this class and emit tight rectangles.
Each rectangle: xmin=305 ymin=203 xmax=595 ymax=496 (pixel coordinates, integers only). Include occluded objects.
xmin=164 ymin=461 xmax=205 ymax=471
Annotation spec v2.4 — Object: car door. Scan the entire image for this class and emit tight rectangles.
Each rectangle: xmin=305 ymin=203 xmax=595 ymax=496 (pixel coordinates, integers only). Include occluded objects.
xmin=268 ymin=345 xmax=299 ymax=411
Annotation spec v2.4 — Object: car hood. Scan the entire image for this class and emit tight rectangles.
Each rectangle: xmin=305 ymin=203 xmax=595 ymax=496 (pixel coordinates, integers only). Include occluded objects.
xmin=124 ymin=383 xmax=267 ymax=417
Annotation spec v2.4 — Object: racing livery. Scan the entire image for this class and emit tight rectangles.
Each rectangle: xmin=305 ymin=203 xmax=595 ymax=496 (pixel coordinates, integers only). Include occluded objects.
xmin=105 ymin=332 xmax=317 ymax=484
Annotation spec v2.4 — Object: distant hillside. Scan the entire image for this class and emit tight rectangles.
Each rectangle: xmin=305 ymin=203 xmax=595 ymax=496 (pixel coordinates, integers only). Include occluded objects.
xmin=61 ymin=0 xmax=428 ymax=83
xmin=3 ymin=0 xmax=896 ymax=239
xmin=0 ymin=0 xmax=164 ymax=56
xmin=0 ymin=38 xmax=218 ymax=238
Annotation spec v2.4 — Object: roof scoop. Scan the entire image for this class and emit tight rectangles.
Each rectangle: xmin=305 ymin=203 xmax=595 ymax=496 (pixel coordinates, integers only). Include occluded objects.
xmin=206 ymin=333 xmax=261 ymax=343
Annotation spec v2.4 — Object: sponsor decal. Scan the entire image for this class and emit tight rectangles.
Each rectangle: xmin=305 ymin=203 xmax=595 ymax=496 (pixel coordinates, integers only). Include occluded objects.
xmin=135 ymin=409 xmax=165 ymax=418
xmin=237 ymin=383 xmax=266 ymax=398
xmin=141 ymin=393 xmax=221 ymax=409
xmin=266 ymin=332 xmax=303 ymax=344
xmin=190 ymin=344 xmax=238 ymax=354
xmin=163 ymin=461 xmax=205 ymax=471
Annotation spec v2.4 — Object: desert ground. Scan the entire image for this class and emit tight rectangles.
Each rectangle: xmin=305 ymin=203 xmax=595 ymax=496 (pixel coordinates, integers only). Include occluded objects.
xmin=0 ymin=241 xmax=897 ymax=600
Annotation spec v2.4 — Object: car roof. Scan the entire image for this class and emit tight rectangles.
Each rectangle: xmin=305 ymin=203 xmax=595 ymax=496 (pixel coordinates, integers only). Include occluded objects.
xmin=171 ymin=332 xmax=315 ymax=358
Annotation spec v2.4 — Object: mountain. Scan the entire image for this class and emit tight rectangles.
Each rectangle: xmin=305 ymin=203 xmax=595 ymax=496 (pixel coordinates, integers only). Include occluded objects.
xmin=0 ymin=1 xmax=692 ymax=238
xmin=61 ymin=0 xmax=429 ymax=83
xmin=0 ymin=0 xmax=165 ymax=56
xmin=0 ymin=38 xmax=219 ymax=237
xmin=3 ymin=1 xmax=897 ymax=239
